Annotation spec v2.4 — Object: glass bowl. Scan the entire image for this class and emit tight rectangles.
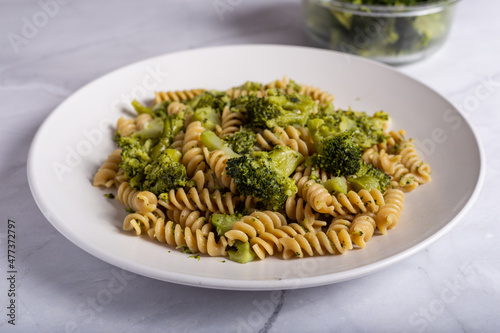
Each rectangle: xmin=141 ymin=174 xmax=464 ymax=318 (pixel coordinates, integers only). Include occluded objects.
xmin=302 ymin=0 xmax=460 ymax=64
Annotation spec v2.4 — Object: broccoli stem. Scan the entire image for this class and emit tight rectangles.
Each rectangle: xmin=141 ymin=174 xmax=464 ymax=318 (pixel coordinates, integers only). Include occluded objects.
xmin=131 ymin=99 xmax=154 ymax=116
xmin=266 ymin=145 xmax=304 ymax=178
xmin=200 ymin=130 xmax=239 ymax=158
xmin=324 ymin=177 xmax=348 ymax=194
xmin=227 ymin=240 xmax=256 ymax=264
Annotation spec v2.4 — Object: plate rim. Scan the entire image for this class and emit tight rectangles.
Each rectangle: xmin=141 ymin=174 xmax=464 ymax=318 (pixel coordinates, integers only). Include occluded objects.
xmin=27 ymin=44 xmax=486 ymax=290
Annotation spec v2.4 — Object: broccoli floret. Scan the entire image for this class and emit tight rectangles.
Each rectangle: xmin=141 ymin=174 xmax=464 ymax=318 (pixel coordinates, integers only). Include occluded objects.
xmin=226 ymin=145 xmax=304 ymax=210
xmin=116 ymin=136 xmax=152 ymax=189
xmin=211 ymin=213 xmax=242 ymax=237
xmin=224 ymin=131 xmax=256 ymax=155
xmin=348 ymin=162 xmax=391 ymax=193
xmin=286 ymin=79 xmax=301 ymax=93
xmin=227 ymin=240 xmax=256 ymax=264
xmin=200 ymin=130 xmax=239 ymax=158
xmin=243 ymin=89 xmax=316 ymax=129
xmin=116 ymin=105 xmax=187 ymax=194
xmin=187 ymin=91 xmax=229 ymax=113
xmin=132 ymin=117 xmax=164 ymax=140
xmin=118 ymin=133 xmax=187 ymax=194
xmin=235 ymin=81 xmax=262 ymax=92
xmin=192 ymin=106 xmax=221 ymax=131
xmin=312 ymin=130 xmax=362 ymax=177
xmin=310 ymin=108 xmax=389 ymax=148
xmin=142 ymin=150 xmax=187 ymax=196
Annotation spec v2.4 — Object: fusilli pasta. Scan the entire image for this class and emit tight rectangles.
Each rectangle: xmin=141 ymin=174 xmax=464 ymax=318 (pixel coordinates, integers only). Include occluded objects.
xmin=93 ymin=78 xmax=431 ymax=263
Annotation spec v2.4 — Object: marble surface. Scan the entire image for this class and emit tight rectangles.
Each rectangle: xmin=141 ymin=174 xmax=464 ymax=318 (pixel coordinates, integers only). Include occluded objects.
xmin=1 ymin=0 xmax=499 ymax=332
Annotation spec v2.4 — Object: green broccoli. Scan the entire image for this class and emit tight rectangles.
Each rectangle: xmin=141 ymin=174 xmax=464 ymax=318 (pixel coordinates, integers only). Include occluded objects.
xmin=242 ymin=89 xmax=316 ymax=129
xmin=116 ymin=136 xmax=153 ymax=189
xmin=200 ymin=130 xmax=239 ymax=158
xmin=142 ymin=149 xmax=187 ymax=196
xmin=312 ymin=130 xmax=362 ymax=177
xmin=150 ymin=112 xmax=185 ymax=160
xmin=211 ymin=213 xmax=242 ymax=237
xmin=116 ymin=101 xmax=188 ymax=194
xmin=347 ymin=162 xmax=390 ymax=193
xmin=187 ymin=91 xmax=229 ymax=113
xmin=131 ymin=99 xmax=154 ymax=116
xmin=228 ymin=240 xmax=256 ymax=264
xmin=192 ymin=106 xmax=221 ymax=131
xmin=226 ymin=145 xmax=304 ymax=210
xmin=310 ymin=108 xmax=388 ymax=149
xmin=224 ymin=130 xmax=256 ymax=155
xmin=234 ymin=81 xmax=262 ymax=92
xmin=324 ymin=177 xmax=348 ymax=195
xmin=132 ymin=117 xmax=164 ymax=140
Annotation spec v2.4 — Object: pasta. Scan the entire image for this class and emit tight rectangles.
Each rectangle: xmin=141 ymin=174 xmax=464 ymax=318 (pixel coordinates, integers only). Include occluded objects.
xmin=160 ymin=188 xmax=241 ymax=215
xmin=116 ymin=182 xmax=157 ymax=214
xmin=255 ymin=125 xmax=315 ymax=157
xmin=182 ymin=121 xmax=207 ymax=177
xmin=154 ymin=89 xmax=205 ymax=104
xmin=148 ymin=219 xmax=228 ymax=257
xmin=215 ymin=105 xmax=244 ymax=138
xmin=93 ymin=149 xmax=122 ymax=187
xmin=93 ymin=78 xmax=432 ymax=263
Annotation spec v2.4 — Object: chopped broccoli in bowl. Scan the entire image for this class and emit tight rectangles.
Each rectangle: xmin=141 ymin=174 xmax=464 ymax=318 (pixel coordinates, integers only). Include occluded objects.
xmin=302 ymin=0 xmax=459 ymax=64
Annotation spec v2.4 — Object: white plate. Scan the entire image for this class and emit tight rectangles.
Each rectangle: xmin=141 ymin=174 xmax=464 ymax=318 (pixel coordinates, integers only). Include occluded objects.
xmin=28 ymin=45 xmax=484 ymax=290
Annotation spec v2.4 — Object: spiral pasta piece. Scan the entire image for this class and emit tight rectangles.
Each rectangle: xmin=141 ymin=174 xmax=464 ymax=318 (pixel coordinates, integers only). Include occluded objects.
xmin=114 ymin=168 xmax=127 ymax=187
xmin=116 ymin=182 xmax=157 ymax=214
xmin=203 ymin=148 xmax=238 ymax=194
xmin=171 ymin=130 xmax=185 ymax=153
xmin=115 ymin=113 xmax=152 ymax=138
xmin=362 ymin=146 xmax=419 ymax=192
xmin=285 ymin=195 xmax=317 ymax=223
xmin=167 ymin=101 xmax=186 ymax=116
xmin=350 ymin=213 xmax=376 ymax=248
xmin=225 ymin=88 xmax=265 ymax=99
xmin=93 ymin=149 xmax=122 ymax=187
xmin=362 ymin=147 xmax=400 ymax=175
xmin=166 ymin=207 xmax=210 ymax=233
xmin=134 ymin=113 xmax=153 ymax=131
xmin=215 ymin=105 xmax=244 ymax=137
xmin=295 ymin=176 xmax=335 ymax=215
xmin=191 ymin=169 xmax=222 ymax=192
xmin=160 ymin=188 xmax=240 ymax=215
xmin=277 ymin=223 xmax=353 ymax=259
xmin=264 ymin=77 xmax=290 ymax=91
xmin=116 ymin=117 xmax=137 ymax=137
xmin=182 ymin=121 xmax=207 ymax=177
xmin=294 ymin=164 xmax=330 ymax=186
xmin=335 ymin=189 xmax=385 ymax=214
xmin=256 ymin=126 xmax=314 ymax=157
xmin=299 ymin=84 xmax=335 ymax=105
xmin=123 ymin=208 xmax=165 ymax=235
xmin=225 ymin=211 xmax=286 ymax=244
xmin=250 ymin=231 xmax=283 ymax=260
xmin=149 ymin=219 xmax=228 ymax=257
xmin=376 ymin=189 xmax=405 ymax=234
xmin=154 ymin=89 xmax=205 ymax=104
xmin=398 ymin=141 xmax=431 ymax=184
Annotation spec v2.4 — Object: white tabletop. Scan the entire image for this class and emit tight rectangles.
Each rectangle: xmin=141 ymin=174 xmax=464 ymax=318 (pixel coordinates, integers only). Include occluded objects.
xmin=1 ymin=0 xmax=499 ymax=332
